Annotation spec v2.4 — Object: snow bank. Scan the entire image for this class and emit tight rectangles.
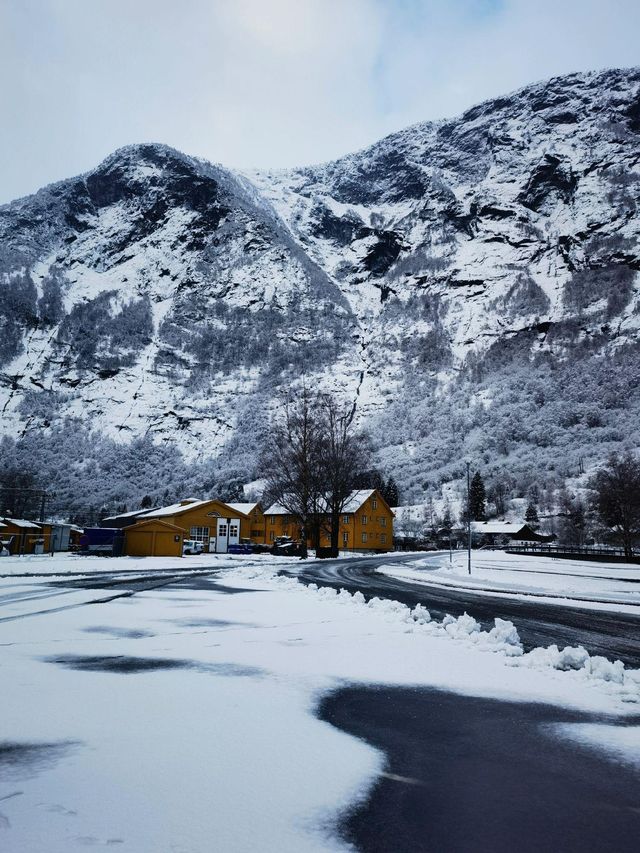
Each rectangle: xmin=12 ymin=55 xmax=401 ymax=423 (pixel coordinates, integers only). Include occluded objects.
xmin=516 ymin=644 xmax=627 ymax=686
xmin=272 ymin=571 xmax=640 ymax=704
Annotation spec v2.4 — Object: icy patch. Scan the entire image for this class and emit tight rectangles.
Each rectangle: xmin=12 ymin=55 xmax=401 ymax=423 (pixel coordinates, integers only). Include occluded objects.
xmin=554 ymin=723 xmax=640 ymax=770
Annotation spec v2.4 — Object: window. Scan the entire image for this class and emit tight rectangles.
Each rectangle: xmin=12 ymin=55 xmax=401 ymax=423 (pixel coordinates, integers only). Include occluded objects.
xmin=361 ymin=515 xmax=368 ymax=525
xmin=229 ymin=524 xmax=239 ymax=538
xmin=270 ymin=516 xmax=276 ymax=524
xmin=218 ymin=524 xmax=227 ymax=538
xmin=190 ymin=526 xmax=210 ymax=544
xmin=343 ymin=514 xmax=351 ymax=523
xmin=379 ymin=517 xmax=386 ymax=527
xmin=269 ymin=531 xmax=275 ymax=541
xmin=381 ymin=534 xmax=387 ymax=544
xmin=372 ymin=499 xmax=377 ymax=509
xmin=361 ymin=532 xmax=368 ymax=543
xmin=342 ymin=532 xmax=349 ymax=544
xmin=251 ymin=529 xmax=262 ymax=538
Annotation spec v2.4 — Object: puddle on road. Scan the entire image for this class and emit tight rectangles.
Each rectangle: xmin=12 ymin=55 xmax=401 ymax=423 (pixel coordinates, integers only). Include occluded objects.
xmin=0 ymin=741 xmax=80 ymax=782
xmin=43 ymin=655 xmax=193 ymax=673
xmin=82 ymin=626 xmax=155 ymax=639
xmin=166 ymin=579 xmax=264 ymax=594
xmin=42 ymin=654 xmax=264 ymax=678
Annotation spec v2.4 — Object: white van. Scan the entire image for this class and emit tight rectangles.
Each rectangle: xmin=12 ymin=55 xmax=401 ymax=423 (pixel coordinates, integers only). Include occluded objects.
xmin=182 ymin=540 xmax=204 ymax=555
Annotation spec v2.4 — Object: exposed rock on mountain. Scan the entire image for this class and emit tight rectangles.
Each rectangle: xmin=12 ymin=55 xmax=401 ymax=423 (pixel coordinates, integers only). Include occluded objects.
xmin=2 ymin=67 xmax=640 ymax=511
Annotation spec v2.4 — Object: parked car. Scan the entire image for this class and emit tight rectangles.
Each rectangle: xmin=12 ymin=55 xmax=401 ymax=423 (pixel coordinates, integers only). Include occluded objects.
xmin=183 ymin=539 xmax=204 ymax=555
xmin=228 ymin=539 xmax=271 ymax=555
xmin=270 ymin=537 xmax=305 ymax=557
xmin=228 ymin=542 xmax=254 ymax=555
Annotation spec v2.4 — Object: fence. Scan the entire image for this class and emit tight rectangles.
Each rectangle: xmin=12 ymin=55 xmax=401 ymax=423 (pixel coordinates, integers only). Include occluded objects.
xmin=505 ymin=543 xmax=640 ymax=565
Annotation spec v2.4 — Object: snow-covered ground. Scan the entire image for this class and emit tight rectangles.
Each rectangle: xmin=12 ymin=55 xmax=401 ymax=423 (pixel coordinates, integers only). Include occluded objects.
xmin=379 ymin=550 xmax=640 ymax=612
xmin=1 ymin=556 xmax=639 ymax=851
xmin=0 ymin=551 xmax=284 ymax=577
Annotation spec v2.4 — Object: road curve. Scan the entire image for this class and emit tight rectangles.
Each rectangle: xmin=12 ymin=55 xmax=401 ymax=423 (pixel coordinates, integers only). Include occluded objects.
xmin=288 ymin=552 xmax=640 ymax=668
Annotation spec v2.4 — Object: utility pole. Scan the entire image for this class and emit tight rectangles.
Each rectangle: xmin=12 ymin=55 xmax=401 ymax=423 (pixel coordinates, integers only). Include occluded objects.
xmin=466 ymin=459 xmax=472 ymax=575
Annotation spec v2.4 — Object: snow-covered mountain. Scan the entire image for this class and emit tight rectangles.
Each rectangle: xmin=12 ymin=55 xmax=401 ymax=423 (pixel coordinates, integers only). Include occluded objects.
xmin=2 ymin=67 xmax=640 ymax=508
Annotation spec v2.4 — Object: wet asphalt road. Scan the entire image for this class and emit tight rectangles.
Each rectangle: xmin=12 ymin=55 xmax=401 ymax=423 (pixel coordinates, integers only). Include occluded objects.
xmin=289 ymin=552 xmax=640 ymax=667
xmin=320 ymin=686 xmax=640 ymax=853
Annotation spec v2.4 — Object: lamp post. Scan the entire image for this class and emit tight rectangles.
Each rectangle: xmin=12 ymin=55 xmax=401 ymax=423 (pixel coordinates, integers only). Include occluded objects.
xmin=465 ymin=459 xmax=472 ymax=575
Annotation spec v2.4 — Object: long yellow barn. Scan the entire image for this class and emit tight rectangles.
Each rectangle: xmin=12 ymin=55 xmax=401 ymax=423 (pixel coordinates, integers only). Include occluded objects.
xmin=125 ymin=498 xmax=266 ymax=555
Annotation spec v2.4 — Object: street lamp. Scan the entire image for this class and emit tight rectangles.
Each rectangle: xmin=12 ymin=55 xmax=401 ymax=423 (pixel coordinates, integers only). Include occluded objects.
xmin=465 ymin=458 xmax=472 ymax=575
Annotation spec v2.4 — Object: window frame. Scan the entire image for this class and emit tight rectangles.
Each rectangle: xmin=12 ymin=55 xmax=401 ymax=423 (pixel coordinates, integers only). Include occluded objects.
xmin=190 ymin=526 xmax=210 ymax=544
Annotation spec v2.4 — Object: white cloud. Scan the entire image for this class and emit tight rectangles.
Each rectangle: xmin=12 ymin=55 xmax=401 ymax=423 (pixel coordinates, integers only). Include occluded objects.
xmin=1 ymin=0 xmax=639 ymax=203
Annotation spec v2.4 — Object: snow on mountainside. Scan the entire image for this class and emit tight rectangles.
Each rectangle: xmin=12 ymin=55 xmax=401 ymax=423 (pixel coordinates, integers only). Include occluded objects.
xmin=2 ymin=67 xmax=640 ymax=511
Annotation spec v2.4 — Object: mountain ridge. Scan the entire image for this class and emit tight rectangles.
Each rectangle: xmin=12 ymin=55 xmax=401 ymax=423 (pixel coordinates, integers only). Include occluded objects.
xmin=2 ymin=66 xmax=640 ymax=515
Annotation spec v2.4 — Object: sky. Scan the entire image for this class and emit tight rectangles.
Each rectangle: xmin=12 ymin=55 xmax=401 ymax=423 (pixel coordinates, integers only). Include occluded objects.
xmin=1 ymin=0 xmax=640 ymax=204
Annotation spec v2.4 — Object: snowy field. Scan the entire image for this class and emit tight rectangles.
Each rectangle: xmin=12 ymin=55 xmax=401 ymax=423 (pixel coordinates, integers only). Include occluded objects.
xmin=379 ymin=550 xmax=640 ymax=612
xmin=1 ymin=555 xmax=639 ymax=851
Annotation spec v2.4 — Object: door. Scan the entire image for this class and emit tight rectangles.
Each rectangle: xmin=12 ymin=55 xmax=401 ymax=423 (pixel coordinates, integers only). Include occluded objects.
xmin=228 ymin=520 xmax=240 ymax=547
xmin=216 ymin=519 xmax=228 ymax=553
xmin=215 ymin=518 xmax=241 ymax=552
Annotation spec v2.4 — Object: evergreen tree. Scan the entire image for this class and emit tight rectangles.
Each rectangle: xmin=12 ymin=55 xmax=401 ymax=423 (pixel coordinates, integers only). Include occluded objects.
xmin=383 ymin=477 xmax=399 ymax=507
xmin=525 ymin=502 xmax=539 ymax=528
xmin=440 ymin=501 xmax=453 ymax=533
xmin=469 ymin=471 xmax=486 ymax=521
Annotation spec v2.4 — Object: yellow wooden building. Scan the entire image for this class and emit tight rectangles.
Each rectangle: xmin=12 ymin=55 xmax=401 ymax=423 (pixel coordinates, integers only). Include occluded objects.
xmin=124 ymin=519 xmax=185 ymax=558
xmin=138 ymin=498 xmax=264 ymax=553
xmin=264 ymin=489 xmax=394 ymax=553
xmin=0 ymin=518 xmax=50 ymax=554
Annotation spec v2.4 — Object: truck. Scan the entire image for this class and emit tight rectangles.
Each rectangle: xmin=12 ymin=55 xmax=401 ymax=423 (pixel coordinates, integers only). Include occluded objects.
xmin=78 ymin=528 xmax=124 ymax=556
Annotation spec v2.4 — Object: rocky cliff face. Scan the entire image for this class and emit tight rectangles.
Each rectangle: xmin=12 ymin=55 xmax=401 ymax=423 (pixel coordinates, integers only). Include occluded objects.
xmin=2 ymin=67 xmax=640 ymax=505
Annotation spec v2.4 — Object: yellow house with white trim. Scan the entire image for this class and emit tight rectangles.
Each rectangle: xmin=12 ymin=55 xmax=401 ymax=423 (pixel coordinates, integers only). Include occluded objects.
xmin=264 ymin=489 xmax=394 ymax=552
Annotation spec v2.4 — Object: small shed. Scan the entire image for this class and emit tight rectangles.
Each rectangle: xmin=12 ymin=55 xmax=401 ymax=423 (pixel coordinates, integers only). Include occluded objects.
xmin=470 ymin=520 xmax=553 ymax=547
xmin=0 ymin=518 xmax=47 ymax=554
xmin=43 ymin=522 xmax=82 ymax=552
xmin=124 ymin=519 xmax=185 ymax=557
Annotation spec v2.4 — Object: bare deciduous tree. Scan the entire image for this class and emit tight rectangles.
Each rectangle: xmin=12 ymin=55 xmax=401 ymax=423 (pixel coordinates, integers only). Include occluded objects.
xmin=261 ymin=388 xmax=325 ymax=559
xmin=262 ymin=389 xmax=371 ymax=557
xmin=317 ymin=395 xmax=371 ymax=557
